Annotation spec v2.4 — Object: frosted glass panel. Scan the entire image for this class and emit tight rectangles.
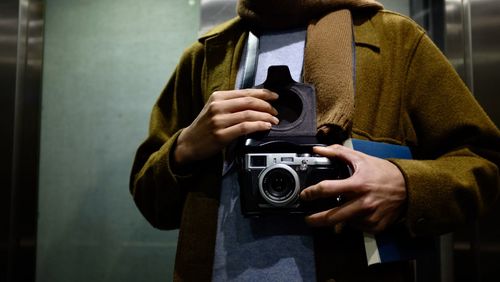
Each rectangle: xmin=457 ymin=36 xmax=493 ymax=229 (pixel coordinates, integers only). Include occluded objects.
xmin=37 ymin=0 xmax=199 ymax=281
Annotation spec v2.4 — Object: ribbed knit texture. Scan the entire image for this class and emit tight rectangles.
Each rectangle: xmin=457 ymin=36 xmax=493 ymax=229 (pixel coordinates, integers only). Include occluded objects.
xmin=304 ymin=10 xmax=355 ymax=137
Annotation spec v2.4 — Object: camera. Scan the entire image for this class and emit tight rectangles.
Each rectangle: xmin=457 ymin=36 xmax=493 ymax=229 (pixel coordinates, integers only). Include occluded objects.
xmin=237 ymin=65 xmax=351 ymax=216
xmin=240 ymin=152 xmax=351 ymax=215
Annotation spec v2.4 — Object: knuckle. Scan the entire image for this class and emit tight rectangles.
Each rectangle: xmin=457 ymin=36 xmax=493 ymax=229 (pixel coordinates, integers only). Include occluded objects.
xmin=313 ymin=182 xmax=326 ymax=196
xmin=207 ymin=101 xmax=221 ymax=115
xmin=245 ymin=88 xmax=257 ymax=96
xmin=238 ymin=122 xmax=252 ymax=135
xmin=211 ymin=91 xmax=223 ymax=100
xmin=243 ymin=96 xmax=256 ymax=106
xmin=356 ymin=179 xmax=371 ymax=193
xmin=213 ymin=130 xmax=226 ymax=143
xmin=362 ymin=198 xmax=377 ymax=213
xmin=247 ymin=97 xmax=264 ymax=108
xmin=211 ymin=115 xmax=223 ymax=128
xmin=331 ymin=144 xmax=343 ymax=150
xmin=241 ymin=110 xmax=253 ymax=121
xmin=349 ymin=177 xmax=365 ymax=192
xmin=325 ymin=209 xmax=339 ymax=224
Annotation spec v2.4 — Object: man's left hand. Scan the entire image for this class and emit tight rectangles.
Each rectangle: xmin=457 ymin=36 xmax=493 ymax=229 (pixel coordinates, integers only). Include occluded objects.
xmin=300 ymin=144 xmax=407 ymax=234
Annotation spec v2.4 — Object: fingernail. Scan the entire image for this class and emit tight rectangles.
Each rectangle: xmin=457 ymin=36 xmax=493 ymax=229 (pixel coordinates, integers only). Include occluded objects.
xmin=272 ymin=117 xmax=279 ymax=125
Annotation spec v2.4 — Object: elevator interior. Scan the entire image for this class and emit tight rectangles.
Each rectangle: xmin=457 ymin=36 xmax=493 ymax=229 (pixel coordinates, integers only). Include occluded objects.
xmin=2 ymin=0 xmax=499 ymax=281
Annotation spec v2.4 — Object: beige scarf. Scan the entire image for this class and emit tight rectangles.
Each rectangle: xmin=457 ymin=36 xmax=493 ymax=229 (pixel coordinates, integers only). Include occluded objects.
xmin=237 ymin=0 xmax=383 ymax=142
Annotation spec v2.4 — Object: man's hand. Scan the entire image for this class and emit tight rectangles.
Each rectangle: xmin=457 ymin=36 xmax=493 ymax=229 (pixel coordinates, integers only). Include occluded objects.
xmin=174 ymin=89 xmax=279 ymax=165
xmin=300 ymin=144 xmax=407 ymax=233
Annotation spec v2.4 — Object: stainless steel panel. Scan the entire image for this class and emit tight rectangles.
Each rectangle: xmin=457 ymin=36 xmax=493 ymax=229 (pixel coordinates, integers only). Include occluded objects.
xmin=1 ymin=0 xmax=44 ymax=281
xmin=445 ymin=0 xmax=500 ymax=281
xmin=445 ymin=0 xmax=500 ymax=123
xmin=444 ymin=0 xmax=466 ymax=80
xmin=442 ymin=3 xmax=469 ymax=281
xmin=469 ymin=1 xmax=500 ymax=282
xmin=470 ymin=0 xmax=500 ymax=126
xmin=0 ymin=2 xmax=19 ymax=280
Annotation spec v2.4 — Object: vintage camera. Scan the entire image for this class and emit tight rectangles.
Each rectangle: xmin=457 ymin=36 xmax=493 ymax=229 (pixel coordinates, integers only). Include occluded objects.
xmin=238 ymin=65 xmax=351 ymax=216
xmin=240 ymin=152 xmax=351 ymax=215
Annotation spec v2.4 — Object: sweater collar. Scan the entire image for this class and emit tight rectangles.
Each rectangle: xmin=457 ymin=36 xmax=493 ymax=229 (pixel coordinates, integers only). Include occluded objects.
xmin=236 ymin=0 xmax=383 ymax=30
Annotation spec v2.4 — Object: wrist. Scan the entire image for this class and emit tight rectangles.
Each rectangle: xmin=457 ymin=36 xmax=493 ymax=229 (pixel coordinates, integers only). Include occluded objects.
xmin=171 ymin=130 xmax=194 ymax=175
xmin=174 ymin=128 xmax=193 ymax=165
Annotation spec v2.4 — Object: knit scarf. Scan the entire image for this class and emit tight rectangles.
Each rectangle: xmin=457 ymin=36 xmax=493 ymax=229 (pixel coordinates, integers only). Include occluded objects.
xmin=237 ymin=0 xmax=383 ymax=143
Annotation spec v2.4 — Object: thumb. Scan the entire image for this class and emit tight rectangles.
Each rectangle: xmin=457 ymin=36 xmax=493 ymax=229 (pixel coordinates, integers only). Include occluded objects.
xmin=313 ymin=144 xmax=363 ymax=165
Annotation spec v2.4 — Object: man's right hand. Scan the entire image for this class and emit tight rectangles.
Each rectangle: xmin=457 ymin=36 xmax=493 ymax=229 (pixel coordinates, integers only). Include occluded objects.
xmin=174 ymin=89 xmax=279 ymax=166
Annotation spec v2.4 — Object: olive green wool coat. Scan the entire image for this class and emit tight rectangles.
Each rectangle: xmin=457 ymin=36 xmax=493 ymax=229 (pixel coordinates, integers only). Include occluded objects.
xmin=130 ymin=10 xmax=500 ymax=282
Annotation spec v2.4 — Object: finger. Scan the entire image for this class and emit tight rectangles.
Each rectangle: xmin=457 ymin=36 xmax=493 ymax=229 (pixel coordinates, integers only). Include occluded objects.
xmin=305 ymin=199 xmax=367 ymax=227
xmin=211 ymin=88 xmax=279 ymax=102
xmin=210 ymin=96 xmax=278 ymax=116
xmin=304 ymin=207 xmax=340 ymax=227
xmin=214 ymin=111 xmax=279 ymax=129
xmin=313 ymin=144 xmax=365 ymax=164
xmin=215 ymin=121 xmax=273 ymax=142
xmin=300 ymin=178 xmax=357 ymax=201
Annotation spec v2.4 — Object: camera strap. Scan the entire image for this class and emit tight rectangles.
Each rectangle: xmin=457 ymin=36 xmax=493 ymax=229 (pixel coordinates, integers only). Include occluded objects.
xmin=241 ymin=31 xmax=260 ymax=89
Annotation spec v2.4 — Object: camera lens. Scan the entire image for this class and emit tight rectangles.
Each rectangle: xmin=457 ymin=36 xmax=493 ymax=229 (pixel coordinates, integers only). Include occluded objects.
xmin=259 ymin=164 xmax=300 ymax=207
xmin=263 ymin=168 xmax=294 ymax=198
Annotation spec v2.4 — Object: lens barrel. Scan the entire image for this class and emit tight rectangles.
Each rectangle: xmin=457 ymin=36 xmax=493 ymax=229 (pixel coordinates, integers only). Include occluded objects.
xmin=258 ymin=164 xmax=300 ymax=207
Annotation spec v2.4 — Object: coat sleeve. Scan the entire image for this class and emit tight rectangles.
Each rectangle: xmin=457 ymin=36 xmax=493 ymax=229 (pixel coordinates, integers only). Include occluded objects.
xmin=129 ymin=42 xmax=207 ymax=230
xmin=392 ymin=33 xmax=500 ymax=236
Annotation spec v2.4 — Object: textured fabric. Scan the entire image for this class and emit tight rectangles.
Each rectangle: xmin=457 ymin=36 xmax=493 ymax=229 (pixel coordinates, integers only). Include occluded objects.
xmin=304 ymin=9 xmax=355 ymax=139
xmin=129 ymin=10 xmax=500 ymax=282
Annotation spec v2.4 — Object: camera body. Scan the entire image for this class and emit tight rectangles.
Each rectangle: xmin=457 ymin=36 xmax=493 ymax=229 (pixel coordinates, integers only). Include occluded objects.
xmin=240 ymin=152 xmax=351 ymax=216
xmin=237 ymin=65 xmax=351 ymax=216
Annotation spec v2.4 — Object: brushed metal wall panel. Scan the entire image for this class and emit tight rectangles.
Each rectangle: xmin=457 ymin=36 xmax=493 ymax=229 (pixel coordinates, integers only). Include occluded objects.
xmin=470 ymin=0 xmax=500 ymax=126
xmin=469 ymin=1 xmax=500 ymax=282
xmin=444 ymin=0 xmax=466 ymax=80
xmin=0 ymin=3 xmax=19 ymax=281
xmin=1 ymin=0 xmax=45 ymax=281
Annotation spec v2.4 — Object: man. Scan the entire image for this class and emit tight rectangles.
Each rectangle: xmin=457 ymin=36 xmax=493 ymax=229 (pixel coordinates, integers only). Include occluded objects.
xmin=130 ymin=0 xmax=500 ymax=281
